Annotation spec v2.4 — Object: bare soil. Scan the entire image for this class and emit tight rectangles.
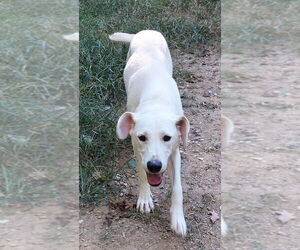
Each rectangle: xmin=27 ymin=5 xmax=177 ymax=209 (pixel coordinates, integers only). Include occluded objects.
xmin=0 ymin=201 xmax=78 ymax=250
xmin=80 ymin=48 xmax=221 ymax=250
xmin=222 ymin=47 xmax=300 ymax=250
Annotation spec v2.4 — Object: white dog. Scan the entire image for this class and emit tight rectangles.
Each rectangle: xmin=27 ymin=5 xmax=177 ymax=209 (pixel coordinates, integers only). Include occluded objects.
xmin=109 ymin=30 xmax=190 ymax=236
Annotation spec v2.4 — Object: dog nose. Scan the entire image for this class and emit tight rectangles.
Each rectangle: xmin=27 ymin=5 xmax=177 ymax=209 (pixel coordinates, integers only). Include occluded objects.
xmin=147 ymin=160 xmax=162 ymax=173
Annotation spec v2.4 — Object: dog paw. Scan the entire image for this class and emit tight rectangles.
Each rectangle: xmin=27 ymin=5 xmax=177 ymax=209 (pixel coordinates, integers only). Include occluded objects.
xmin=137 ymin=195 xmax=154 ymax=213
xmin=171 ymin=210 xmax=187 ymax=236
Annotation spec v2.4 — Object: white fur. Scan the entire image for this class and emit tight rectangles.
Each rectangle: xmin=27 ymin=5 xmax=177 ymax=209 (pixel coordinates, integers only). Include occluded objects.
xmin=221 ymin=114 xmax=234 ymax=148
xmin=109 ymin=32 xmax=135 ymax=43
xmin=221 ymin=217 xmax=228 ymax=236
xmin=221 ymin=114 xmax=234 ymax=237
xmin=110 ymin=30 xmax=189 ymax=236
xmin=62 ymin=32 xmax=79 ymax=41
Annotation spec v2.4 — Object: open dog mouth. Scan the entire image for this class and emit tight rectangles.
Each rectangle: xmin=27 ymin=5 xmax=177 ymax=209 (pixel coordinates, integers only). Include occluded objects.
xmin=146 ymin=172 xmax=163 ymax=186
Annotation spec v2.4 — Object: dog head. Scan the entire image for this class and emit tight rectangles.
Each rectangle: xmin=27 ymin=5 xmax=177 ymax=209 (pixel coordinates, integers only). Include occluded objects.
xmin=116 ymin=112 xmax=189 ymax=186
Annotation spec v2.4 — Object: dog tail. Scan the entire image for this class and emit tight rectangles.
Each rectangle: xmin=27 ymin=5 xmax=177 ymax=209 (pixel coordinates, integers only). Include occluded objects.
xmin=109 ymin=32 xmax=135 ymax=43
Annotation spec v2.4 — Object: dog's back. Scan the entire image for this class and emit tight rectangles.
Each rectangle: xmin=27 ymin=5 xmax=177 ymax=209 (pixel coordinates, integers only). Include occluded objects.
xmin=109 ymin=30 xmax=173 ymax=79
xmin=110 ymin=30 xmax=178 ymax=113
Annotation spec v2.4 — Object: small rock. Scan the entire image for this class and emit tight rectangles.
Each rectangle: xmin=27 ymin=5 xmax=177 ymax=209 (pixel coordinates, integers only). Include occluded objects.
xmin=213 ymin=142 xmax=221 ymax=149
xmin=203 ymin=90 xmax=212 ymax=97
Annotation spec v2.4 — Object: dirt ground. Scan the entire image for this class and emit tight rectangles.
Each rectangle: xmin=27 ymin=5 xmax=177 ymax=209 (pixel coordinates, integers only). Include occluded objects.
xmin=80 ymin=48 xmax=221 ymax=250
xmin=0 ymin=201 xmax=79 ymax=250
xmin=222 ymin=47 xmax=300 ymax=250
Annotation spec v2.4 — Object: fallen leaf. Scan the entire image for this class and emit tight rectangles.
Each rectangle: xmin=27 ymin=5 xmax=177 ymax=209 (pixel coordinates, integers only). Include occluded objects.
xmin=209 ymin=210 xmax=219 ymax=223
xmin=276 ymin=210 xmax=296 ymax=224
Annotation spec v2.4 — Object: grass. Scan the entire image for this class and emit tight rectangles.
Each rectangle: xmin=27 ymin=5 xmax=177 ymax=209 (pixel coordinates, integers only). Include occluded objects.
xmin=222 ymin=0 xmax=300 ymax=54
xmin=0 ymin=0 xmax=78 ymax=205
xmin=79 ymin=0 xmax=221 ymax=203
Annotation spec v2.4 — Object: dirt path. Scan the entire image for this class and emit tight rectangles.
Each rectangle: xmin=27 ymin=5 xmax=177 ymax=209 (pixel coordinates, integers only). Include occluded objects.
xmin=222 ymin=48 xmax=300 ymax=250
xmin=80 ymin=48 xmax=221 ymax=250
xmin=0 ymin=201 xmax=78 ymax=250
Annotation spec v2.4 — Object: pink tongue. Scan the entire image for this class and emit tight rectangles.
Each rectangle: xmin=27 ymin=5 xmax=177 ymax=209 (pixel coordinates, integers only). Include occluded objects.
xmin=146 ymin=173 xmax=162 ymax=186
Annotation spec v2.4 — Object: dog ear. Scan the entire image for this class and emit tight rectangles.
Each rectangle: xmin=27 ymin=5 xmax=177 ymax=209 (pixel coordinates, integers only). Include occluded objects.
xmin=116 ymin=112 xmax=135 ymax=139
xmin=176 ymin=116 xmax=190 ymax=147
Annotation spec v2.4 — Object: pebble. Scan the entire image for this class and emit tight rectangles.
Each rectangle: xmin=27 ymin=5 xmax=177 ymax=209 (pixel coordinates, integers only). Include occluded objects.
xmin=203 ymin=90 xmax=217 ymax=97
xmin=213 ymin=142 xmax=221 ymax=149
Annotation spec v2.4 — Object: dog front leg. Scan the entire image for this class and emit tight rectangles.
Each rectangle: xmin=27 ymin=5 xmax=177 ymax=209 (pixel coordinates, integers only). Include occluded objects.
xmin=136 ymin=156 xmax=154 ymax=213
xmin=170 ymin=148 xmax=187 ymax=236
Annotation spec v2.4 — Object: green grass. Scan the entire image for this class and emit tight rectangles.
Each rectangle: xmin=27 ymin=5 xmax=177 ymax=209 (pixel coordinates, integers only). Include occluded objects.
xmin=222 ymin=0 xmax=300 ymax=54
xmin=80 ymin=0 xmax=221 ymax=202
xmin=0 ymin=1 xmax=78 ymax=205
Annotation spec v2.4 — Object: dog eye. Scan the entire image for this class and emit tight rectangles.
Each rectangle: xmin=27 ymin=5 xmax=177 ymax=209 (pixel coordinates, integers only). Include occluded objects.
xmin=138 ymin=135 xmax=147 ymax=142
xmin=163 ymin=135 xmax=171 ymax=142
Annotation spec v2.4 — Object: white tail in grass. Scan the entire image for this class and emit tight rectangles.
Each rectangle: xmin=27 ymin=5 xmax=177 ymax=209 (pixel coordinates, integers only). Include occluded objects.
xmin=63 ymin=32 xmax=79 ymax=42
xmin=109 ymin=32 xmax=135 ymax=43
